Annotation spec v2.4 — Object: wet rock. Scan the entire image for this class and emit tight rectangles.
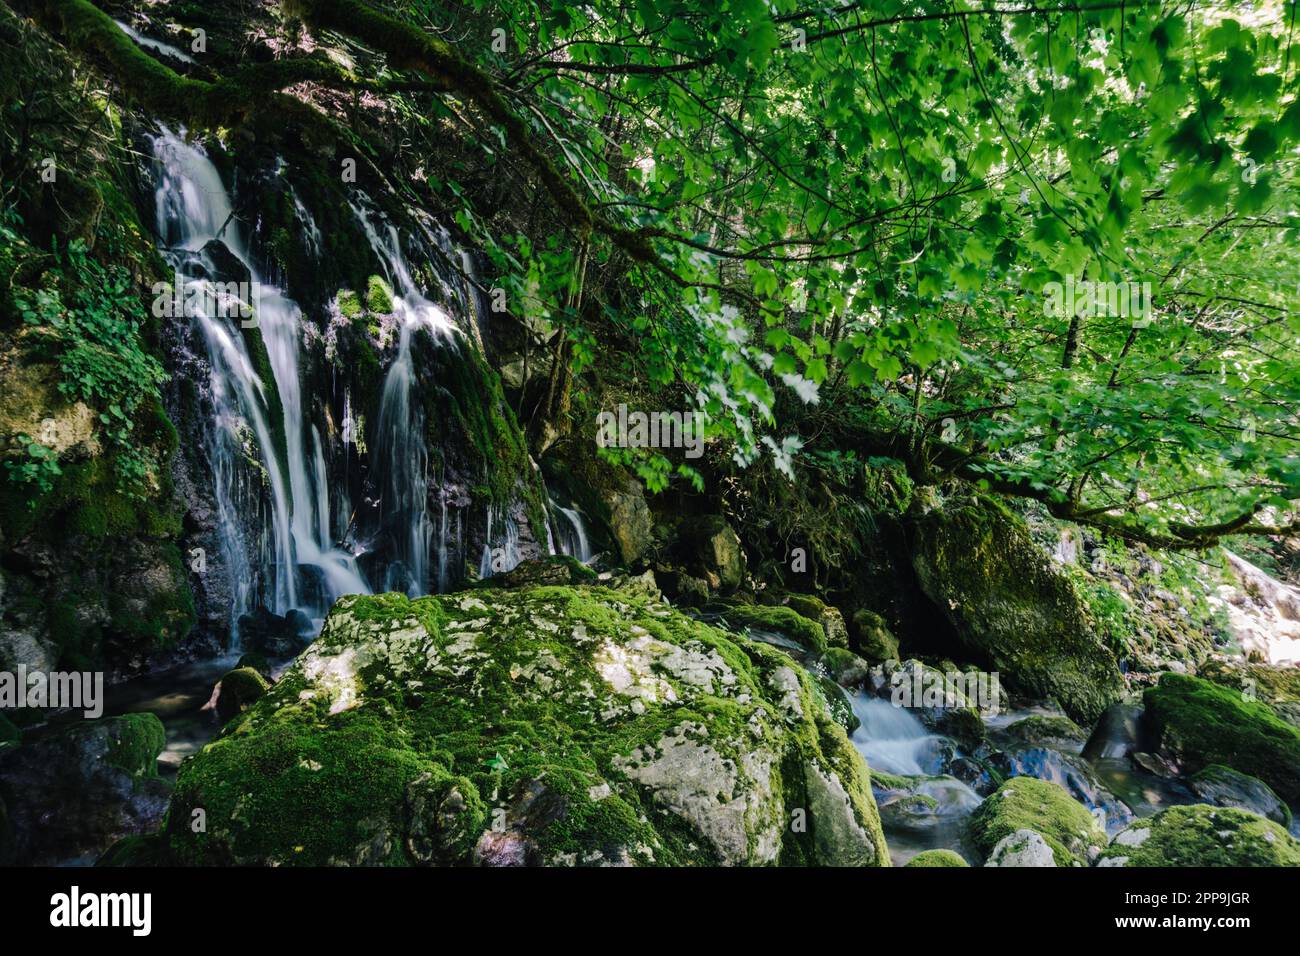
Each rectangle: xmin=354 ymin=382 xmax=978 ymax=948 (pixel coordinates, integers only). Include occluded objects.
xmin=0 ymin=713 xmax=169 ymax=865
xmin=1082 ymin=703 xmax=1143 ymax=760
xmin=1188 ymin=765 xmax=1291 ymax=827
xmin=237 ymin=606 xmax=313 ymax=658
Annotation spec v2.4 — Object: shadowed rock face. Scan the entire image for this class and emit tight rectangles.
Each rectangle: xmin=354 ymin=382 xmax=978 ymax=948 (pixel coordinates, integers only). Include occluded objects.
xmin=0 ymin=713 xmax=168 ymax=865
xmin=908 ymin=496 xmax=1125 ymax=725
xmin=159 ymin=582 xmax=891 ymax=866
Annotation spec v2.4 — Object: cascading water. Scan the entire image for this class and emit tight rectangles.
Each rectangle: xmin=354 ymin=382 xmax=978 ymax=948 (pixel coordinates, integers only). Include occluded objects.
xmin=850 ymin=692 xmax=953 ymax=776
xmin=350 ymin=202 xmax=458 ymax=595
xmin=151 ymin=128 xmax=368 ymax=633
xmin=549 ymin=496 xmax=594 ymax=562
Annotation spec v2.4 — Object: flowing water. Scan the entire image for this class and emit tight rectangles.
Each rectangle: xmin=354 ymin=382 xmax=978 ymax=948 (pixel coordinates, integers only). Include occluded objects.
xmin=152 ymin=129 xmax=368 ymax=634
xmin=549 ymin=495 xmax=594 ymax=562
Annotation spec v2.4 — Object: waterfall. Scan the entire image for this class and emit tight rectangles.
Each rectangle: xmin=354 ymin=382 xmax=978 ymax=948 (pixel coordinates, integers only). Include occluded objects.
xmin=478 ymin=506 xmax=523 ymax=578
xmin=350 ymin=202 xmax=457 ymax=596
xmin=549 ymin=496 xmax=593 ymax=562
xmin=150 ymin=128 xmax=369 ymax=632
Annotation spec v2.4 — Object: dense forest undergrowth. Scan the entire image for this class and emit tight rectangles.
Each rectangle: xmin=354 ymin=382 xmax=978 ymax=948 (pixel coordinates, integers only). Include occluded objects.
xmin=1 ymin=0 xmax=1300 ymax=869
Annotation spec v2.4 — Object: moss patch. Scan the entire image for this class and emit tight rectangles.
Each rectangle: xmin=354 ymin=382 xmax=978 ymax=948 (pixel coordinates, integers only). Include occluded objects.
xmin=966 ymin=776 xmax=1105 ymax=866
xmin=1143 ymin=673 xmax=1300 ymax=803
xmin=1099 ymin=805 xmax=1300 ymax=867
xmin=905 ymin=848 xmax=968 ymax=867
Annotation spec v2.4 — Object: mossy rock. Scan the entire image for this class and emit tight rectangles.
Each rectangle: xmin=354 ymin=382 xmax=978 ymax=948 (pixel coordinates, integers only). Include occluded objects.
xmin=711 ymin=602 xmax=828 ymax=655
xmin=1143 ymin=673 xmax=1300 ymax=803
xmin=1189 ymin=765 xmax=1291 ymax=827
xmin=909 ymin=496 xmax=1124 ymax=724
xmin=103 ymin=712 xmax=167 ymax=778
xmin=852 ymin=608 xmax=899 ymax=662
xmin=0 ymin=713 xmax=169 ymax=863
xmin=1198 ymin=660 xmax=1300 ymax=730
xmin=96 ymin=833 xmax=166 ymax=867
xmin=216 ymin=667 xmax=270 ymax=723
xmin=905 ymin=848 xmax=968 ymax=867
xmin=1099 ymin=805 xmax=1300 ymax=867
xmin=1003 ymin=715 xmax=1087 ymax=750
xmin=966 ymin=776 xmax=1105 ymax=866
xmin=160 ymin=585 xmax=890 ymax=866
xmin=783 ymin=593 xmax=849 ymax=648
xmin=821 ymin=647 xmax=871 ymax=688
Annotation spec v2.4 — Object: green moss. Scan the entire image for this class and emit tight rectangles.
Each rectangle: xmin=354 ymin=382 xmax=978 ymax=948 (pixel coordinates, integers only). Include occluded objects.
xmin=1003 ymin=715 xmax=1087 ymax=747
xmin=1144 ymin=673 xmax=1300 ymax=802
xmin=713 ymin=603 xmax=828 ymax=654
xmin=966 ymin=776 xmax=1105 ymax=866
xmin=910 ymin=495 xmax=1124 ymax=724
xmin=365 ymin=274 xmax=394 ymax=313
xmin=103 ymin=713 xmax=166 ymax=778
xmin=336 ymin=288 xmax=363 ymax=319
xmin=905 ymin=848 xmax=968 ymax=867
xmin=1099 ymin=805 xmax=1300 ymax=867
xmin=162 ymin=585 xmax=890 ymax=866
xmin=217 ymin=667 xmax=270 ymax=721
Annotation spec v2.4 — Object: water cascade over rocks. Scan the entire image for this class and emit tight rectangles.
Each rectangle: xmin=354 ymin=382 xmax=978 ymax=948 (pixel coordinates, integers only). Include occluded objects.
xmin=150 ymin=128 xmax=547 ymax=645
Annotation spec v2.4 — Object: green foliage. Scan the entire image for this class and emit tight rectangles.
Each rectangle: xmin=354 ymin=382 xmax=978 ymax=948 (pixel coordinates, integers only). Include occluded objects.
xmin=6 ymin=225 xmax=167 ymax=496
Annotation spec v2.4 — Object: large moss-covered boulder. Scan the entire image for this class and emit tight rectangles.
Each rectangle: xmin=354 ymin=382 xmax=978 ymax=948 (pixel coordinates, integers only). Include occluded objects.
xmin=909 ymin=497 xmax=1125 ymax=724
xmin=1098 ymin=806 xmax=1300 ymax=867
xmin=160 ymin=585 xmax=889 ymax=866
xmin=966 ymin=776 xmax=1106 ymax=867
xmin=0 ymin=713 xmax=169 ymax=864
xmin=1142 ymin=673 xmax=1300 ymax=803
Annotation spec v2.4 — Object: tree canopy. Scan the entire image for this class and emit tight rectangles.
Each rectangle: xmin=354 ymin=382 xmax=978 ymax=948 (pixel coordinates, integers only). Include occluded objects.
xmin=19 ymin=0 xmax=1300 ymax=549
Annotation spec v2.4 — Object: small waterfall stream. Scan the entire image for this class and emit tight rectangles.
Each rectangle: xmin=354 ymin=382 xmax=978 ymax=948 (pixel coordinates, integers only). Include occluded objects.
xmin=549 ymin=496 xmax=594 ymax=563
